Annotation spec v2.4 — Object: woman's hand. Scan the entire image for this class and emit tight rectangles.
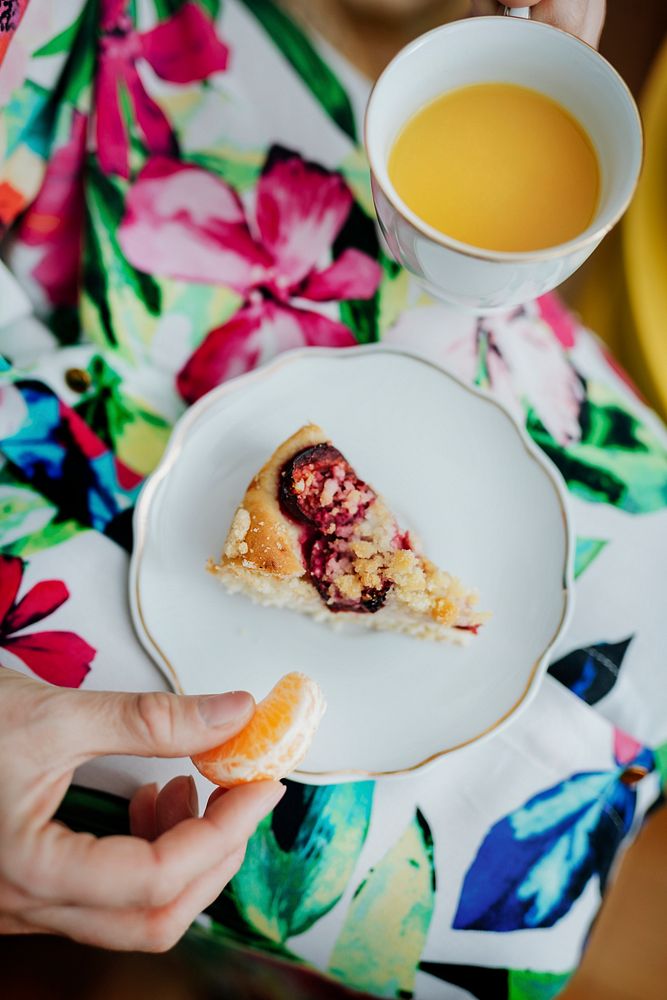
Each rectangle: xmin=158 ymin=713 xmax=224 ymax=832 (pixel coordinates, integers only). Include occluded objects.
xmin=0 ymin=668 xmax=285 ymax=951
xmin=500 ymin=0 xmax=606 ymax=48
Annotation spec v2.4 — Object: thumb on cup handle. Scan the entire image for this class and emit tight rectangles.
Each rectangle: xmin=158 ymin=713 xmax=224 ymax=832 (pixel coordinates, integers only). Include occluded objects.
xmin=503 ymin=4 xmax=532 ymax=16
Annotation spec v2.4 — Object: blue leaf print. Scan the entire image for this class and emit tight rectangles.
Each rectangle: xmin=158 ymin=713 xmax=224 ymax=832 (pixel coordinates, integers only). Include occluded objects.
xmin=548 ymin=637 xmax=633 ymax=705
xmin=453 ymin=761 xmax=651 ymax=932
xmin=573 ymin=536 xmax=607 ymax=579
xmin=0 ymin=381 xmax=140 ymax=549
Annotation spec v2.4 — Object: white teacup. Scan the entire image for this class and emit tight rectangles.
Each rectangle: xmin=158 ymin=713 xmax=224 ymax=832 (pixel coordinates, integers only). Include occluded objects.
xmin=364 ymin=16 xmax=642 ymax=312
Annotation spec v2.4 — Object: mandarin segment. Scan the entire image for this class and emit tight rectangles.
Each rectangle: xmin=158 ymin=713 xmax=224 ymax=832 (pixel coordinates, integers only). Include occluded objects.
xmin=192 ymin=672 xmax=326 ymax=788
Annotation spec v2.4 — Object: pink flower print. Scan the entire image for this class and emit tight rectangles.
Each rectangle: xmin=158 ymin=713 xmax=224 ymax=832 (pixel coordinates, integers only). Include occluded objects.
xmin=536 ymin=293 xmax=577 ymax=349
xmin=18 ymin=110 xmax=87 ymax=306
xmin=118 ymin=148 xmax=382 ymax=402
xmin=0 ymin=0 xmax=49 ymax=104
xmin=439 ymin=309 xmax=584 ymax=445
xmin=0 ymin=556 xmax=96 ymax=687
xmin=96 ymin=1 xmax=229 ymax=178
xmin=485 ymin=311 xmax=584 ymax=445
xmin=0 ymin=0 xmax=29 ymax=78
xmin=613 ymin=729 xmax=645 ymax=767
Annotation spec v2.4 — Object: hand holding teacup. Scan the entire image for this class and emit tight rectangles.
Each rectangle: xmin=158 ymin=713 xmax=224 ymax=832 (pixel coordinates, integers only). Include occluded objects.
xmin=365 ymin=10 xmax=639 ymax=312
xmin=500 ymin=1 xmax=606 ymax=48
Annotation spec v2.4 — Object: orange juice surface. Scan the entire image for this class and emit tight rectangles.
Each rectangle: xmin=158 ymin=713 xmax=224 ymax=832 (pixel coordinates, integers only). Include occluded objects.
xmin=388 ymin=82 xmax=600 ymax=252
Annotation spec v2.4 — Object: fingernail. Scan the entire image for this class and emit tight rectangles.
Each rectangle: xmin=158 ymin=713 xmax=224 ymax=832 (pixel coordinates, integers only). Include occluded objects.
xmin=188 ymin=775 xmax=199 ymax=817
xmin=198 ymin=690 xmax=254 ymax=727
xmin=253 ymin=782 xmax=286 ymax=818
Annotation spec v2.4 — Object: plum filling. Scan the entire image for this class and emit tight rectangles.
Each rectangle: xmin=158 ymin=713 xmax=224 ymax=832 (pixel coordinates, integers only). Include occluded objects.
xmin=307 ymin=537 xmax=392 ymax=612
xmin=279 ymin=445 xmax=373 ymax=531
xmin=279 ymin=444 xmax=395 ymax=613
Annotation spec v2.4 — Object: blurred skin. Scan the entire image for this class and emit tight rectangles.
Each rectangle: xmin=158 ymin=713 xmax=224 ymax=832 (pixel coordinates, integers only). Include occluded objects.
xmin=0 ymin=668 xmax=285 ymax=951
xmin=480 ymin=0 xmax=606 ymax=47
xmin=343 ymin=1 xmax=606 ymax=49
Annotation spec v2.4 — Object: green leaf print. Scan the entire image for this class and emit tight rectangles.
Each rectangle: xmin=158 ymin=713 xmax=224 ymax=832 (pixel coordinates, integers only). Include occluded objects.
xmin=3 ymin=81 xmax=51 ymax=159
xmin=654 ymin=742 xmax=667 ymax=790
xmin=528 ymin=381 xmax=667 ymax=514
xmin=205 ymin=896 xmax=301 ymax=961
xmin=73 ymin=356 xmax=171 ymax=476
xmin=239 ymin=0 xmax=358 ymax=142
xmin=0 ymin=486 xmax=53 ymax=548
xmin=333 ymin=200 xmax=382 ymax=344
xmin=197 ymin=0 xmax=222 ymax=17
xmin=574 ymin=537 xmax=607 ymax=579
xmin=186 ymin=148 xmax=264 ymax=192
xmin=50 ymin=305 xmax=83 ymax=348
xmin=230 ymin=781 xmax=374 ymax=944
xmin=378 ymin=253 xmax=410 ymax=336
xmin=88 ymin=166 xmax=162 ymax=315
xmin=339 ymin=299 xmax=378 ymax=345
xmin=48 ymin=0 xmax=99 ymax=109
xmin=0 ymin=481 xmax=84 ymax=556
xmin=508 ymin=968 xmax=573 ymax=1000
xmin=340 ymin=147 xmax=375 ymax=216
xmin=83 ymin=201 xmax=117 ymax=347
xmin=153 ymin=0 xmax=222 ymax=18
xmin=153 ymin=0 xmax=182 ymax=16
xmin=340 ymin=255 xmax=407 ymax=345
xmin=4 ymin=520 xmax=84 ymax=557
xmin=83 ymin=163 xmax=164 ymax=360
xmin=33 ymin=7 xmax=87 ymax=58
xmin=329 ymin=810 xmax=436 ymax=998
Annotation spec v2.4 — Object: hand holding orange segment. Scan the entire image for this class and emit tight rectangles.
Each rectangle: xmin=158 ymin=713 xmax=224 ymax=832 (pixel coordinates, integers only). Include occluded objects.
xmin=191 ymin=672 xmax=326 ymax=787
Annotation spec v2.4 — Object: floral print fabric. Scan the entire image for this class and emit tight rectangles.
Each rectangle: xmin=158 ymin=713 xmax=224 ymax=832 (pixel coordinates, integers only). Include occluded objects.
xmin=1 ymin=3 xmax=666 ymax=998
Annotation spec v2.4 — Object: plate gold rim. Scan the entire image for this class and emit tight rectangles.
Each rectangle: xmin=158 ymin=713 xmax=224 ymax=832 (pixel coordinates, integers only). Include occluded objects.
xmin=130 ymin=345 xmax=574 ymax=781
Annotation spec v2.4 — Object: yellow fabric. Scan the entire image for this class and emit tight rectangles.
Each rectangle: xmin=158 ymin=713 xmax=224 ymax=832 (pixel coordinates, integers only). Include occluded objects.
xmin=572 ymin=38 xmax=667 ymax=418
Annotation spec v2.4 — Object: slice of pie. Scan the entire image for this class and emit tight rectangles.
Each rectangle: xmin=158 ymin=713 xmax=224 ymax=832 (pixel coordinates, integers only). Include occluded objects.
xmin=209 ymin=424 xmax=489 ymax=643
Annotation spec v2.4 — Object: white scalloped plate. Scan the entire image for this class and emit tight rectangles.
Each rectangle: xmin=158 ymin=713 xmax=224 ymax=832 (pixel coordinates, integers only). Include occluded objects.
xmin=130 ymin=346 xmax=574 ymax=781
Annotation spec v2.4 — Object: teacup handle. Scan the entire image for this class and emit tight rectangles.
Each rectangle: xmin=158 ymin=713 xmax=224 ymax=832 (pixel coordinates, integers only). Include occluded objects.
xmin=503 ymin=5 xmax=531 ymax=16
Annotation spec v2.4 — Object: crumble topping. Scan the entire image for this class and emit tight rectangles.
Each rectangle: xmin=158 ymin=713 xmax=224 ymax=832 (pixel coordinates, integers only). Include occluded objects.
xmin=278 ymin=442 xmax=477 ymax=626
xmin=224 ymin=507 xmax=251 ymax=558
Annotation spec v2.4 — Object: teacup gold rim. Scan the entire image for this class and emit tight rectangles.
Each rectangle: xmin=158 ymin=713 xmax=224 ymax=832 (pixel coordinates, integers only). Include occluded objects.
xmin=363 ymin=15 xmax=644 ymax=265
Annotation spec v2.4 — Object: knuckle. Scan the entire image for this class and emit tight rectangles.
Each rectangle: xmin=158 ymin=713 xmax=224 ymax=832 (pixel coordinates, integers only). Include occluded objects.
xmin=227 ymin=845 xmax=246 ymax=877
xmin=145 ymin=863 xmax=179 ymax=909
xmin=2 ymin=683 xmax=64 ymax=762
xmin=133 ymin=692 xmax=178 ymax=751
xmin=0 ymin=879 xmax=27 ymax=914
xmin=4 ymin=851 xmax=39 ymax=897
xmin=143 ymin=912 xmax=185 ymax=953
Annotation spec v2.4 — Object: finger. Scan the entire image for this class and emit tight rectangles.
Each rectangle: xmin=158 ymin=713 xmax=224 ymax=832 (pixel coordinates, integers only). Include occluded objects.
xmin=0 ymin=911 xmax=57 ymax=936
xmin=15 ymin=781 xmax=284 ymax=910
xmin=155 ymin=776 xmax=198 ymax=836
xmin=143 ymin=846 xmax=247 ymax=950
xmin=24 ymin=849 xmax=246 ymax=953
xmin=471 ymin=0 xmax=499 ymax=14
xmin=513 ymin=0 xmax=606 ymax=47
xmin=206 ymin=786 xmax=228 ymax=809
xmin=129 ymin=782 xmax=159 ymax=841
xmin=37 ymin=686 xmax=255 ymax=765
